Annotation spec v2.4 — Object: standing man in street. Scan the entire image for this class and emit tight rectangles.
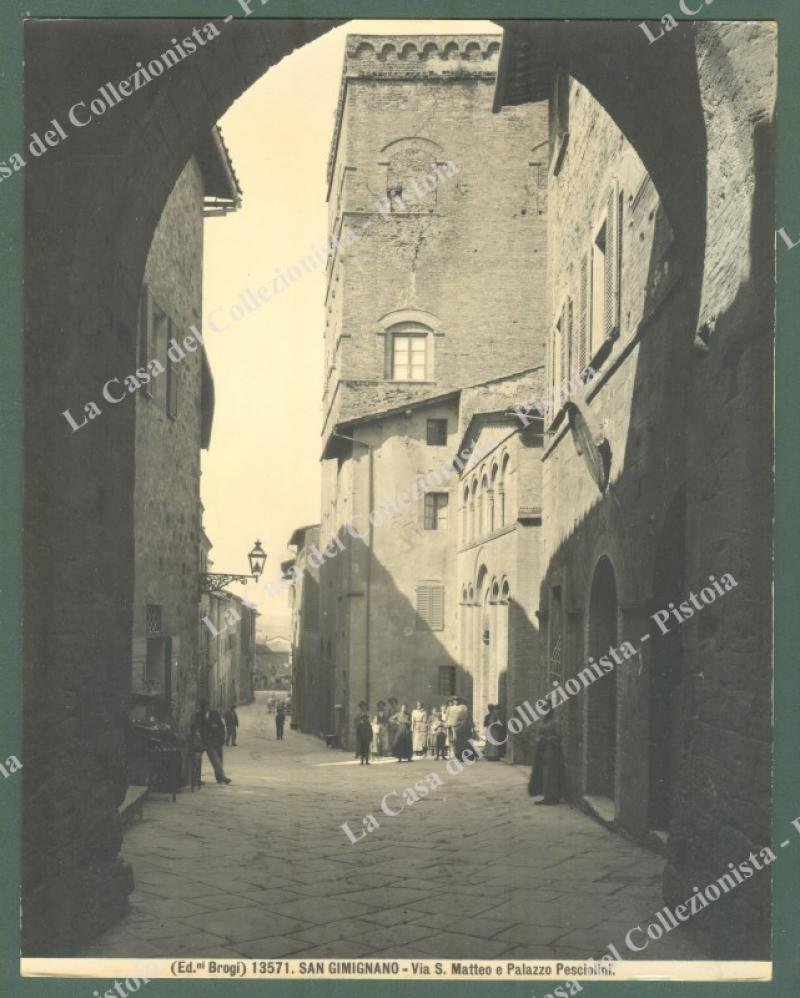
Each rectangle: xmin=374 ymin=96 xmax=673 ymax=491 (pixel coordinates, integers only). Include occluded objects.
xmin=275 ymin=701 xmax=286 ymax=740
xmin=444 ymin=696 xmax=459 ymax=758
xmin=224 ymin=704 xmax=239 ymax=746
xmin=191 ymin=701 xmax=231 ymax=784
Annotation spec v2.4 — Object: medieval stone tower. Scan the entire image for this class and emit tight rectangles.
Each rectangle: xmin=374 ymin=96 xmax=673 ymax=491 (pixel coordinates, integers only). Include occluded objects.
xmin=322 ymin=33 xmax=550 ymax=449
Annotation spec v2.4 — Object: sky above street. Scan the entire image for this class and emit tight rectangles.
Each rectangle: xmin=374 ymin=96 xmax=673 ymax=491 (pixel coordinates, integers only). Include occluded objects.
xmin=200 ymin=19 xmax=498 ymax=637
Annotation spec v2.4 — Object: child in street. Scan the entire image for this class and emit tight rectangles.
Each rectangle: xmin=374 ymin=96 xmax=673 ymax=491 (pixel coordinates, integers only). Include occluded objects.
xmin=356 ymin=713 xmax=373 ymax=765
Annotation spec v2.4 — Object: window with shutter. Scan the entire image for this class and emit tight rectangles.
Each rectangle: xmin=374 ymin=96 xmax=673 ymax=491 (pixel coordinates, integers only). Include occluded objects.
xmin=416 ymin=583 xmax=445 ymax=630
xmin=562 ymin=297 xmax=573 ymax=389
xmin=591 ymin=222 xmax=607 ymax=357
xmin=550 ymin=70 xmax=570 ymax=175
xmin=579 ymin=252 xmax=590 ymax=373
xmin=551 ymin=315 xmax=562 ymax=421
xmin=604 ymin=178 xmax=621 ymax=341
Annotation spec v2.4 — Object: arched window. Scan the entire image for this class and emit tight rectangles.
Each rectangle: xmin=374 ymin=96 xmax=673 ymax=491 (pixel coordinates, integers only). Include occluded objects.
xmin=389 ymin=321 xmax=431 ymax=381
xmin=481 ymin=474 xmax=490 ymax=535
xmin=490 ymin=464 xmax=499 ymax=532
xmin=461 ymin=484 xmax=470 ymax=541
xmin=498 ymin=453 xmax=510 ymax=528
xmin=470 ymin=478 xmax=478 ymax=540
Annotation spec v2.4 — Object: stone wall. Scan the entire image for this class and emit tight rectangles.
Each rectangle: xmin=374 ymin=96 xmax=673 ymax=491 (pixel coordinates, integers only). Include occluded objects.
xmin=289 ymin=527 xmax=325 ymax=735
xmin=456 ymin=416 xmax=545 ymax=763
xmin=505 ymin=23 xmax=775 ymax=959
xmin=132 ymin=157 xmax=206 ymax=739
xmin=321 ymin=397 xmax=463 ymax=746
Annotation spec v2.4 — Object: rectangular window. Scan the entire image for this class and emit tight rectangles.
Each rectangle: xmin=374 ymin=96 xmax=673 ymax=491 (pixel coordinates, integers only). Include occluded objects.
xmin=424 ymin=492 xmax=449 ymax=530
xmin=591 ymin=221 xmax=607 ymax=357
xmin=166 ymin=318 xmax=178 ymax=419
xmin=550 ymin=312 xmax=563 ymax=420
xmin=589 ymin=181 xmax=622 ymax=359
xmin=438 ymin=665 xmax=456 ymax=696
xmin=426 ymin=418 xmax=448 ymax=446
xmin=145 ymin=603 xmax=162 ymax=635
xmin=393 ymin=333 xmax=426 ymax=381
xmin=416 ymin=583 xmax=445 ymax=630
xmin=578 ymin=251 xmax=591 ymax=374
xmin=550 ymin=69 xmax=570 ymax=174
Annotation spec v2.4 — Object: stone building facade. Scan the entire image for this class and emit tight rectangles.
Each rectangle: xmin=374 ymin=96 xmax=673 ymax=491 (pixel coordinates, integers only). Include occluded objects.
xmin=318 ymin=35 xmax=549 ymax=746
xmin=284 ymin=525 xmax=324 ymax=733
xmin=494 ymin=21 xmax=775 ymax=960
xmin=130 ymin=130 xmax=238 ymax=744
xmin=321 ymin=33 xmax=548 ymax=440
xmin=454 ymin=407 xmax=545 ymax=764
xmin=200 ymin=589 xmax=257 ymax=712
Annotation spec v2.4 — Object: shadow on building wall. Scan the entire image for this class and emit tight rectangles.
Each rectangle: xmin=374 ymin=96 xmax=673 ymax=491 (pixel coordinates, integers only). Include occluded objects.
xmin=534 ymin=114 xmax=773 ymax=959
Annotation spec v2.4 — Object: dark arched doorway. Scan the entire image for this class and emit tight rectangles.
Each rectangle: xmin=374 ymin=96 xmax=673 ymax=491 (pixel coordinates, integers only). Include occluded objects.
xmin=585 ymin=556 xmax=618 ymax=803
xmin=649 ymin=487 xmax=687 ymax=834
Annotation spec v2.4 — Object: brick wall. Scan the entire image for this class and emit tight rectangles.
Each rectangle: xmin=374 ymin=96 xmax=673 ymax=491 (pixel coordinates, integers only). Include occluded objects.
xmin=322 ymin=35 xmax=549 ymax=443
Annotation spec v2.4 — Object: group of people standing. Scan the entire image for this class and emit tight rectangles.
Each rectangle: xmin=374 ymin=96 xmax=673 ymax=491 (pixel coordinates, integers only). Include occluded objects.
xmin=353 ymin=696 xmax=483 ymax=764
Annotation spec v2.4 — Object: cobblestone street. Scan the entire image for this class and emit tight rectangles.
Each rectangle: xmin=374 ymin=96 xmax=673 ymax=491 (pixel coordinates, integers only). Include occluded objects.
xmin=84 ymin=693 xmax=702 ymax=961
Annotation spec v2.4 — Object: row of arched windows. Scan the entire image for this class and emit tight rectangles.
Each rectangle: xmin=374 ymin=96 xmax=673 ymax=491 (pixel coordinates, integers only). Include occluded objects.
xmin=460 ymin=452 xmax=511 ymax=544
xmin=460 ymin=576 xmax=511 ymax=607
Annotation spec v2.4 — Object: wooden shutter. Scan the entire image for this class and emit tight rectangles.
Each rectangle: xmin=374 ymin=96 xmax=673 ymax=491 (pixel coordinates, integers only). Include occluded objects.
xmin=430 ymin=585 xmax=444 ymax=630
xmin=416 ymin=583 xmax=444 ymax=631
xmin=565 ymin=297 xmax=573 ymax=385
xmin=579 ymin=252 xmax=590 ymax=372
xmin=604 ymin=178 xmax=621 ymax=340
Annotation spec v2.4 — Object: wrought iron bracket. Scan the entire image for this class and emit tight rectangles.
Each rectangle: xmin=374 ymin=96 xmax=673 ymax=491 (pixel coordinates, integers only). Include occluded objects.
xmin=201 ymin=573 xmax=257 ymax=593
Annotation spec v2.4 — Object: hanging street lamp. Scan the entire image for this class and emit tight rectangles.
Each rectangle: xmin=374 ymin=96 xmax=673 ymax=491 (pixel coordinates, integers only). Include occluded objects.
xmin=202 ymin=540 xmax=267 ymax=593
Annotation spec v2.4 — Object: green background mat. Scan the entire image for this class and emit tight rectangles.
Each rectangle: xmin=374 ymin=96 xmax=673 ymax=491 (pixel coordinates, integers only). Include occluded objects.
xmin=0 ymin=0 xmax=797 ymax=994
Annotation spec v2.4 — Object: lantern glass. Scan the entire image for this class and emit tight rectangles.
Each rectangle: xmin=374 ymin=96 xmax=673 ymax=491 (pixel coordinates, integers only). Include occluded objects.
xmin=248 ymin=540 xmax=267 ymax=578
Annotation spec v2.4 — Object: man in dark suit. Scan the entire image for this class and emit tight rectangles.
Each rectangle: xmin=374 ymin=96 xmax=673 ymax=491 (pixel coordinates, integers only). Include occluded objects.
xmin=192 ymin=701 xmax=231 ymax=784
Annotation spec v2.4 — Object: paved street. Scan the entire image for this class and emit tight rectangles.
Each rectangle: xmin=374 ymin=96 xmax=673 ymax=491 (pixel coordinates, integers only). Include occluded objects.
xmin=84 ymin=693 xmax=702 ymax=960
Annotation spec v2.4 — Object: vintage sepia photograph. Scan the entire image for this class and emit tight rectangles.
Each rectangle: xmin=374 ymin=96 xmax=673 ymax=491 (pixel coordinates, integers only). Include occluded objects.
xmin=19 ymin=9 xmax=776 ymax=984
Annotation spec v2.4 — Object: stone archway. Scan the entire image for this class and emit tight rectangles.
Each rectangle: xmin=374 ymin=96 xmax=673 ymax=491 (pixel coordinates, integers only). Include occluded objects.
xmin=23 ymin=16 xmax=770 ymax=955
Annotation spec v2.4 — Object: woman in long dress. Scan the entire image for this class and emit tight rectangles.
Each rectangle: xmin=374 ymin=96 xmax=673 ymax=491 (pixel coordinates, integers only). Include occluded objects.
xmin=484 ymin=704 xmax=507 ymax=761
xmin=427 ymin=706 xmax=441 ymax=757
xmin=528 ymin=714 xmax=564 ymax=803
xmin=391 ymin=704 xmax=413 ymax=762
xmin=452 ymin=698 xmax=475 ymax=760
xmin=372 ymin=701 xmax=389 ymax=756
xmin=411 ymin=701 xmax=429 ymax=756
